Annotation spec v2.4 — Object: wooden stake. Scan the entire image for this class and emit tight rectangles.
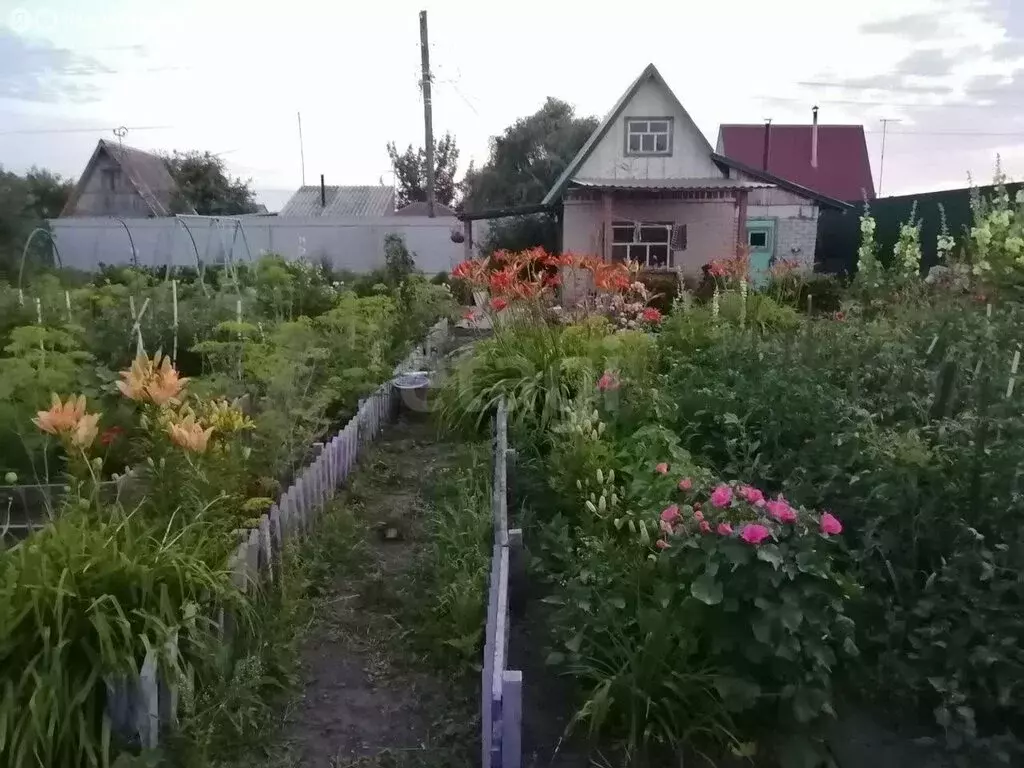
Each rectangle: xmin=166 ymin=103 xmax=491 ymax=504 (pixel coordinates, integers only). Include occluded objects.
xmin=171 ymin=280 xmax=179 ymax=364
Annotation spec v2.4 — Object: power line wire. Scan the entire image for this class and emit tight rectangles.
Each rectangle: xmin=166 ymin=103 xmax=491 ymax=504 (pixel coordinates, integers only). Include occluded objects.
xmin=0 ymin=125 xmax=172 ymax=137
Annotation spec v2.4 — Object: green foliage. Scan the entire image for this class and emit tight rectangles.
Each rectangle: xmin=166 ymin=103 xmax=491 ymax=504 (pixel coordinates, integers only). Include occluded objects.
xmin=0 ymin=509 xmax=242 ymax=768
xmin=0 ymin=249 xmax=451 ymax=766
xmin=660 ymin=295 xmax=1024 ymax=762
xmin=438 ymin=320 xmax=615 ymax=437
xmin=768 ymin=272 xmax=847 ymax=314
xmin=415 ymin=447 xmax=491 ymax=670
xmin=461 ymin=97 xmax=597 ymax=252
xmin=383 ymin=233 xmax=417 ymax=287
xmin=386 ymin=132 xmax=460 ymax=208
xmin=0 ymin=166 xmax=73 ymax=279
xmin=161 ymin=150 xmax=259 ymax=216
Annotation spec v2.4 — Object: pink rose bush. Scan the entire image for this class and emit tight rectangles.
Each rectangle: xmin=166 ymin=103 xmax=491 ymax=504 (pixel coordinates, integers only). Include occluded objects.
xmin=639 ymin=477 xmax=856 ymax=727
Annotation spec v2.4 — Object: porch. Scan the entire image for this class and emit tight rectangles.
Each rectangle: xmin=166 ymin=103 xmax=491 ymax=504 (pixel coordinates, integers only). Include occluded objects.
xmin=561 ymin=178 xmax=771 ymax=274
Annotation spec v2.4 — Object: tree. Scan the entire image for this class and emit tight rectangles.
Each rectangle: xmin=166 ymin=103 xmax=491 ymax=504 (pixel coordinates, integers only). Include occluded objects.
xmin=460 ymin=98 xmax=597 ymax=253
xmin=0 ymin=166 xmax=74 ymax=277
xmin=161 ymin=151 xmax=259 ymax=216
xmin=386 ymin=132 xmax=459 ymax=209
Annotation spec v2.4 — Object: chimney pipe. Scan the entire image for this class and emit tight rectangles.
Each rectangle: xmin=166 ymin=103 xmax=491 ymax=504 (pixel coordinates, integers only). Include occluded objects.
xmin=762 ymin=119 xmax=772 ymax=171
xmin=811 ymin=106 xmax=819 ymax=169
xmin=320 ymin=174 xmax=326 ymax=208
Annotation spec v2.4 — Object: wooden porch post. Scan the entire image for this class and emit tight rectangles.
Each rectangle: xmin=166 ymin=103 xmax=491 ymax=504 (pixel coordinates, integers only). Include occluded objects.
xmin=601 ymin=192 xmax=613 ymax=261
xmin=735 ymin=189 xmax=749 ymax=258
xmin=463 ymin=219 xmax=473 ymax=261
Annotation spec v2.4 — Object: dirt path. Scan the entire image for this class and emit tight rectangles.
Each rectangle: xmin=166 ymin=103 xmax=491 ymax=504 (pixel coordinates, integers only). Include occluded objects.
xmin=254 ymin=417 xmax=478 ymax=768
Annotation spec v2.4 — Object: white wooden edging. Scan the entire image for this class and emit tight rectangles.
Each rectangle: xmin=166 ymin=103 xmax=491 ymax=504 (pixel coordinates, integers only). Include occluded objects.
xmin=483 ymin=397 xmax=523 ymax=768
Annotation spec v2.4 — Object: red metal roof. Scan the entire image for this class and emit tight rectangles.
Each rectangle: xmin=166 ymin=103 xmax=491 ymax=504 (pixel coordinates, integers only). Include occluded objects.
xmin=718 ymin=124 xmax=875 ymax=202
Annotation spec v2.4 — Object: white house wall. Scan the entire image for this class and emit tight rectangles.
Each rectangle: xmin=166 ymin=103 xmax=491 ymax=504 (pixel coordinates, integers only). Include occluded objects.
xmin=47 ymin=216 xmax=482 ymax=275
xmin=576 ymin=79 xmax=723 ymax=181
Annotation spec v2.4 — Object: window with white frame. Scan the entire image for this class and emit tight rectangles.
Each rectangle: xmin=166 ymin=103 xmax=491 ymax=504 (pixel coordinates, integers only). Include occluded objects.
xmin=612 ymin=221 xmax=673 ymax=268
xmin=625 ymin=118 xmax=672 ymax=155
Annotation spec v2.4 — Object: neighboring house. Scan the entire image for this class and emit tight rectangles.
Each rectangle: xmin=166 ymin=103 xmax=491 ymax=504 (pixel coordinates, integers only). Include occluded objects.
xmin=279 ymin=184 xmax=395 ymax=217
xmin=717 ymin=119 xmax=875 ymax=202
xmin=61 ymin=139 xmax=190 ymax=218
xmin=394 ymin=201 xmax=456 ymax=217
xmin=542 ymin=63 xmax=851 ymax=282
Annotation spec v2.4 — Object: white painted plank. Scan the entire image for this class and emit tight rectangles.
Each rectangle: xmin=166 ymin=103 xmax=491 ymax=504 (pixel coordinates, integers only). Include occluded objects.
xmin=258 ymin=515 xmax=273 ymax=584
xmin=501 ymin=671 xmax=522 ymax=768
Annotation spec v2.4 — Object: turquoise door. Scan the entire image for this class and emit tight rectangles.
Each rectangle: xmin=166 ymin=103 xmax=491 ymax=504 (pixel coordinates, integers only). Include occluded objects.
xmin=746 ymin=219 xmax=775 ymax=287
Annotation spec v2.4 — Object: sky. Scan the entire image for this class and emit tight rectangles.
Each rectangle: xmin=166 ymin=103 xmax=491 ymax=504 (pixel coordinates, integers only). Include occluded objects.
xmin=1 ymin=0 xmax=1023 ymax=211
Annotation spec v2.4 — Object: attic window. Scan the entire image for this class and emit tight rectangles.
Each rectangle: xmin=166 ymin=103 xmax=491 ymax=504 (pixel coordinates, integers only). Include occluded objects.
xmin=101 ymin=168 xmax=121 ymax=192
xmin=625 ymin=118 xmax=672 ymax=156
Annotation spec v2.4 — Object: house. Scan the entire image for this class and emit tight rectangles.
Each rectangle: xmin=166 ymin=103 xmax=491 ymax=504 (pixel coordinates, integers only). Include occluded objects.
xmin=279 ymin=182 xmax=395 ymax=217
xmin=542 ymin=64 xmax=852 ymax=282
xmin=61 ymin=139 xmax=190 ymax=218
xmin=717 ymin=118 xmax=875 ymax=202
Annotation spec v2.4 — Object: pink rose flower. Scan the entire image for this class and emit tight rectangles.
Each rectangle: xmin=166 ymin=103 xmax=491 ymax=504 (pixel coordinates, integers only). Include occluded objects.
xmin=597 ymin=370 xmax=620 ymax=392
xmin=660 ymin=504 xmax=681 ymax=524
xmin=659 ymin=519 xmax=674 ymax=535
xmin=766 ymin=497 xmax=797 ymax=524
xmin=709 ymin=484 xmax=733 ymax=508
xmin=740 ymin=523 xmax=771 ymax=545
xmin=655 ymin=538 xmax=670 ymax=550
xmin=717 ymin=522 xmax=733 ymax=536
xmin=739 ymin=485 xmax=765 ymax=506
xmin=699 ymin=520 xmax=711 ymax=534
xmin=655 ymin=462 xmax=669 ymax=475
xmin=820 ymin=512 xmax=843 ymax=536
xmin=693 ymin=510 xmax=704 ymax=522
xmin=678 ymin=478 xmax=693 ymax=491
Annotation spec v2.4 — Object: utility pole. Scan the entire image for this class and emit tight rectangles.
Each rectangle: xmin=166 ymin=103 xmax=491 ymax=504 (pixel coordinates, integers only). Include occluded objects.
xmin=297 ymin=112 xmax=307 ymax=187
xmin=877 ymin=118 xmax=900 ymax=197
xmin=419 ymin=10 xmax=436 ymax=217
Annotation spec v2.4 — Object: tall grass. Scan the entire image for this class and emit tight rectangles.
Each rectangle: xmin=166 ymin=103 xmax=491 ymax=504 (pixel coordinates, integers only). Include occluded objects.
xmin=415 ymin=446 xmax=492 ymax=670
xmin=0 ymin=507 xmax=242 ymax=768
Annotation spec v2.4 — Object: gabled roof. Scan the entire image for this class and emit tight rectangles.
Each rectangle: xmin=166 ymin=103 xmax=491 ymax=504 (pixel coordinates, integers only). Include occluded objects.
xmin=711 ymin=154 xmax=853 ymax=211
xmin=717 ymin=124 xmax=875 ymax=202
xmin=279 ymin=185 xmax=395 ymax=217
xmin=61 ymin=139 xmax=185 ymax=217
xmin=542 ymin=63 xmax=719 ymax=205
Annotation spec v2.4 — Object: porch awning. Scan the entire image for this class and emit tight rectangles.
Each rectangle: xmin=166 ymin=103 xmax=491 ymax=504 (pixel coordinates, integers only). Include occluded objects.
xmin=570 ymin=177 xmax=771 ymax=191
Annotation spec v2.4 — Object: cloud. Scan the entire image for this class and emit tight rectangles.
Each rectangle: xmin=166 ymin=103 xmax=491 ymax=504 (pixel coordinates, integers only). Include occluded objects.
xmin=860 ymin=13 xmax=945 ymax=38
xmin=0 ymin=28 xmax=110 ymax=103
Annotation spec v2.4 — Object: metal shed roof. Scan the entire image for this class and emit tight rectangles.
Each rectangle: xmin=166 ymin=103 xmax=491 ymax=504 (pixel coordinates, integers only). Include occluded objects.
xmin=279 ymin=185 xmax=395 ymax=217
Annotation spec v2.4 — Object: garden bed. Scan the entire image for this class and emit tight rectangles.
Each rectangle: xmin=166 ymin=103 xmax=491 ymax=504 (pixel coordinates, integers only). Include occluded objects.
xmin=437 ymin=227 xmax=1024 ymax=767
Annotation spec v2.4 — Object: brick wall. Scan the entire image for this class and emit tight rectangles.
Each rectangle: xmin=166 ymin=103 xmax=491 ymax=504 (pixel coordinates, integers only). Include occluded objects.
xmin=775 ymin=213 xmax=819 ymax=269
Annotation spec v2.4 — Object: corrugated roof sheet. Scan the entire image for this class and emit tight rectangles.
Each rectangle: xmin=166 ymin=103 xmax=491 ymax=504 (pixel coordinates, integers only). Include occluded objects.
xmin=572 ymin=177 xmax=771 ymax=190
xmin=279 ymin=185 xmax=395 ymax=217
xmin=394 ymin=201 xmax=456 ymax=216
xmin=717 ymin=124 xmax=875 ymax=202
